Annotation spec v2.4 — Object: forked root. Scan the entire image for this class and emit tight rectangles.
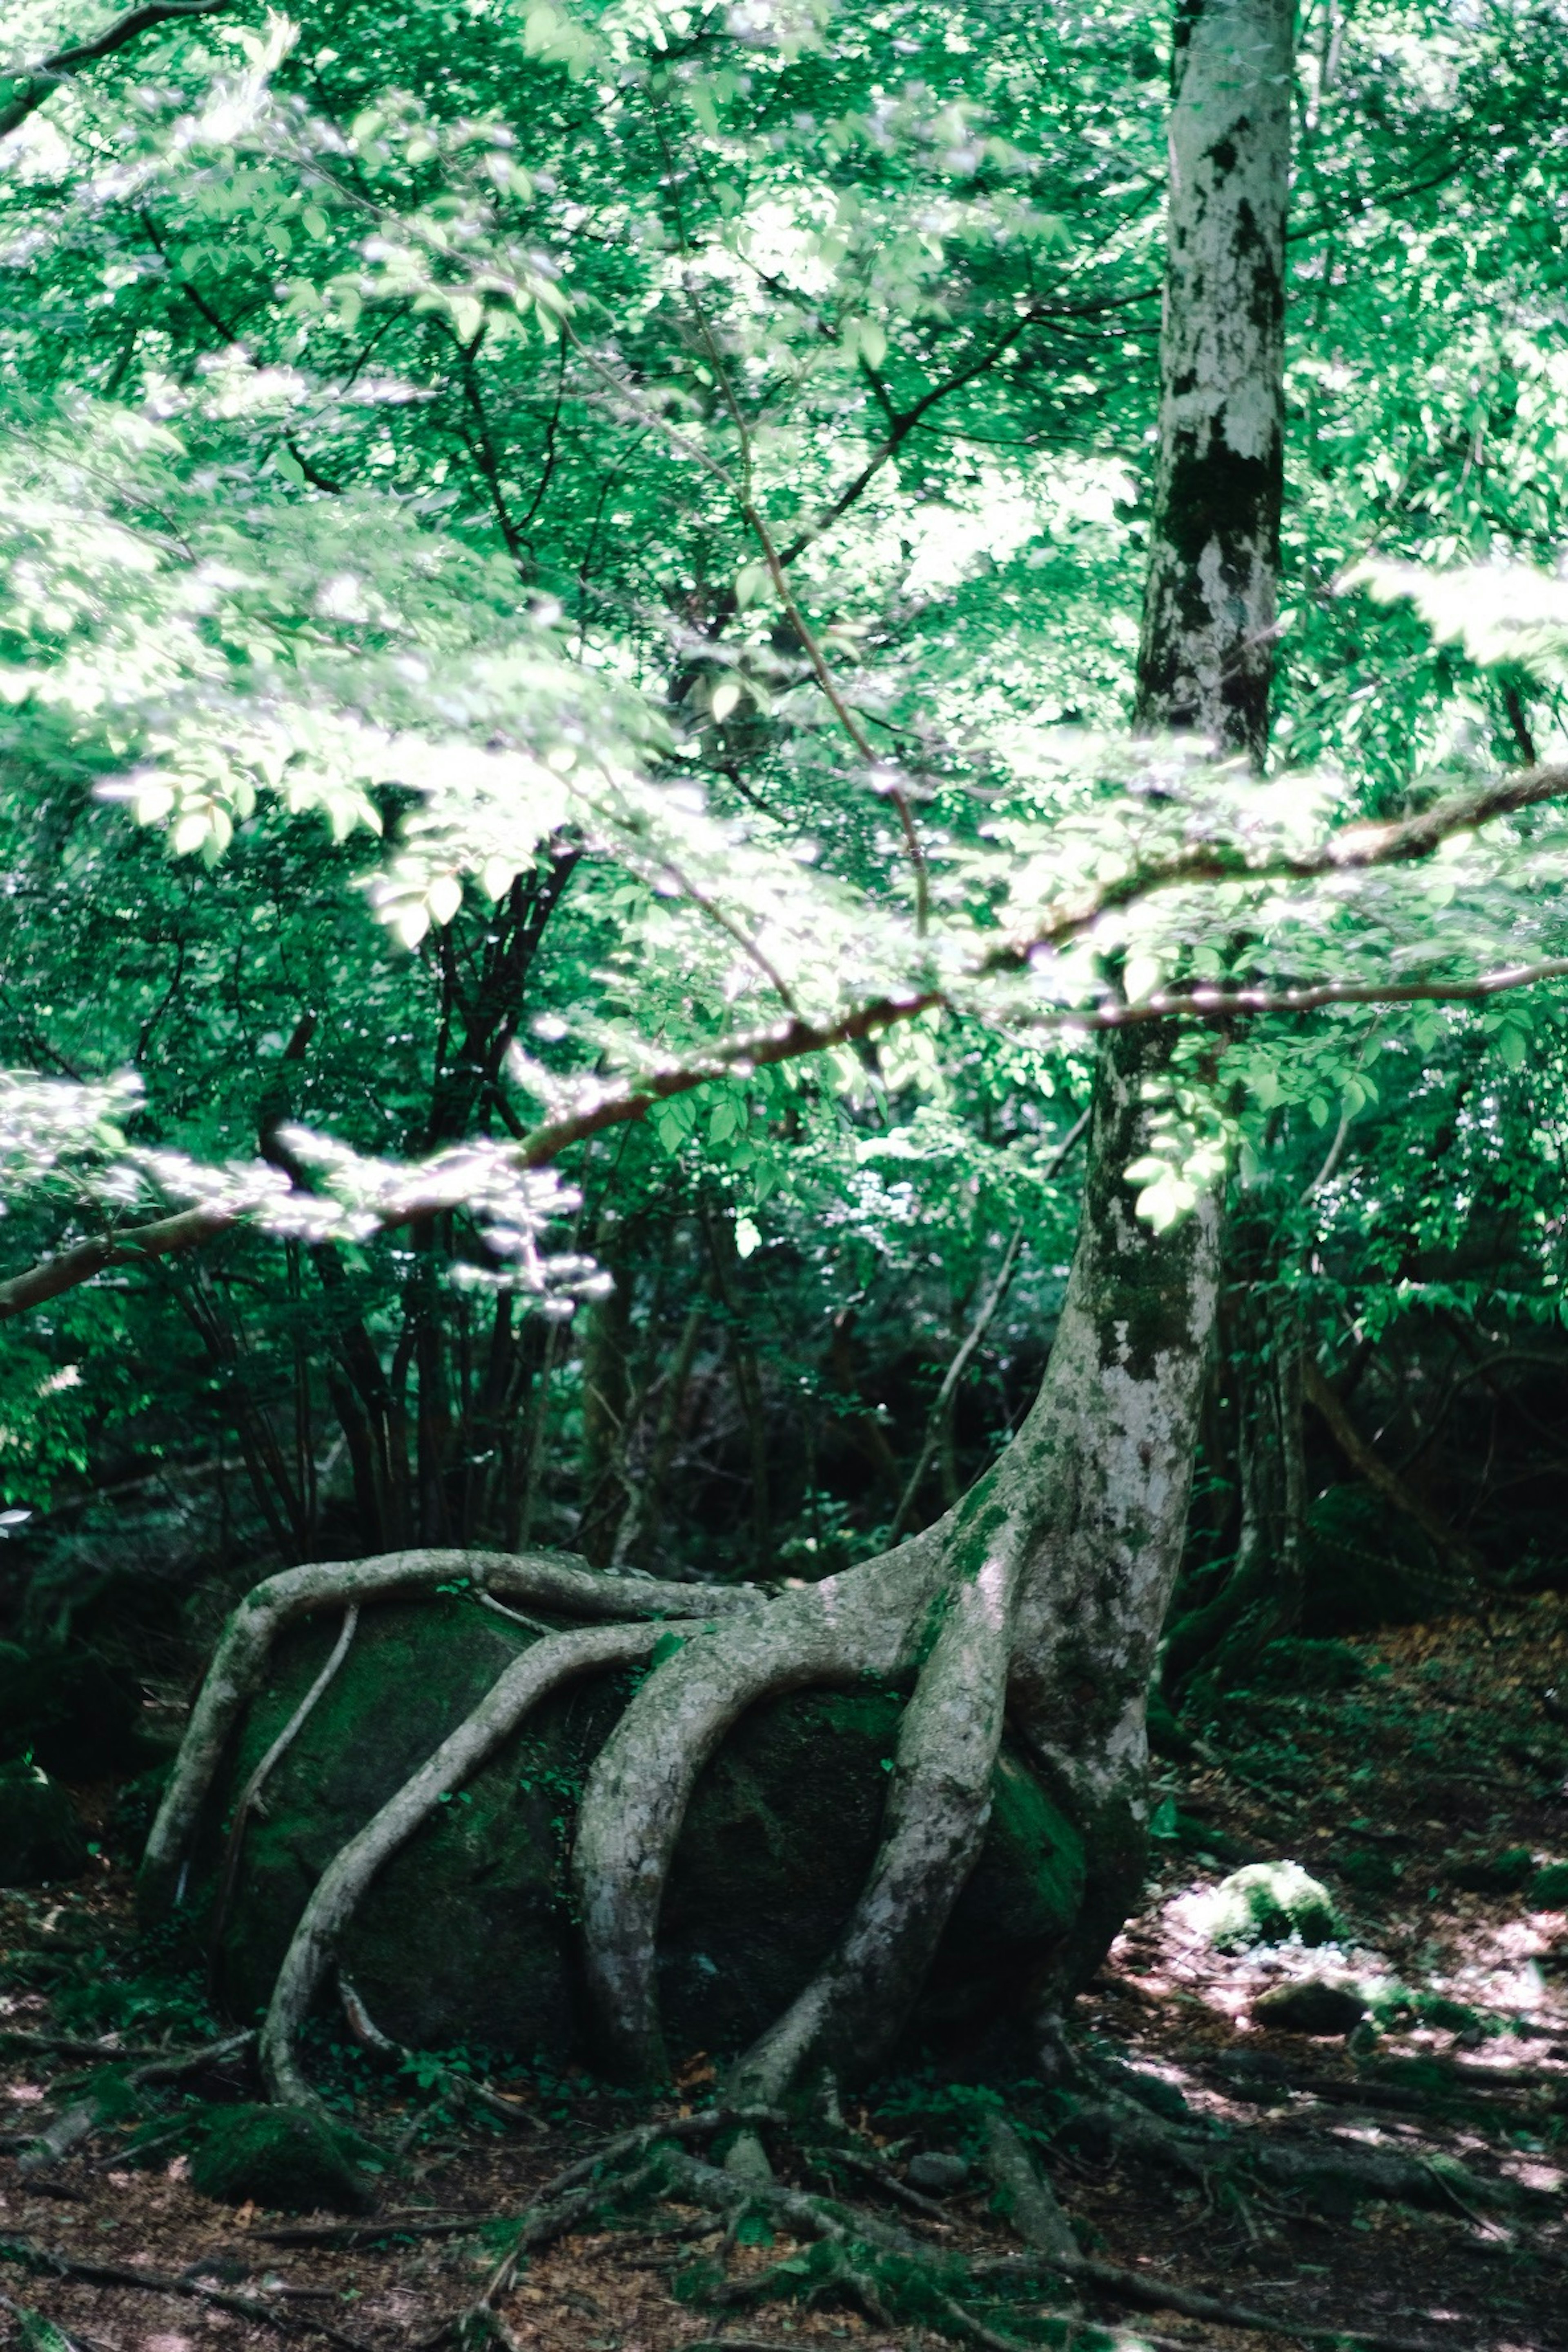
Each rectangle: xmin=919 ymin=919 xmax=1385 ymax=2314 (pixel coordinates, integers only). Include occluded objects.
xmin=572 ymin=1526 xmax=954 ymax=2081
xmin=142 ymin=1546 xmax=760 ymax=1913
xmin=729 ymin=1503 xmax=1026 ymax=2101
xmin=259 ymin=1618 xmax=681 ymax=2107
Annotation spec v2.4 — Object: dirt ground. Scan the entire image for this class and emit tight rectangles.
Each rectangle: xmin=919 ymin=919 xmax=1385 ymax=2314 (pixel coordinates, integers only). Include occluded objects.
xmin=2 ymin=1593 xmax=1566 ymax=2352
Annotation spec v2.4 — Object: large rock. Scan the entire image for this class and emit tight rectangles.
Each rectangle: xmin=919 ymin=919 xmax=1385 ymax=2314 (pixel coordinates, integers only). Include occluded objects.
xmin=0 ymin=1760 xmax=88 ymax=1886
xmin=183 ymin=1595 xmax=1087 ymax=2064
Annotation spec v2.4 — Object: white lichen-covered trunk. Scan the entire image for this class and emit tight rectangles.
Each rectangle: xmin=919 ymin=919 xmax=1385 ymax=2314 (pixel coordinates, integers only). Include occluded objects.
xmin=1003 ymin=1029 xmax=1223 ymax=1981
xmin=1137 ymin=0 xmax=1294 ymax=760
xmin=994 ymin=0 xmax=1295 ymax=1997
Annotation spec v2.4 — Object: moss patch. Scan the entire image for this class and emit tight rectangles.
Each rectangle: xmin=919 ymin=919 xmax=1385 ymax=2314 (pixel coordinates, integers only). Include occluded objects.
xmin=1200 ymin=1862 xmax=1339 ymax=1953
xmin=187 ymin=2104 xmax=381 ymax=2213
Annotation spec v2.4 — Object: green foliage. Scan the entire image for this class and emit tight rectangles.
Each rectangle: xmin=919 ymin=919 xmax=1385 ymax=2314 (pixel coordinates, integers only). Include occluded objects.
xmin=2 ymin=0 xmax=1568 ymax=1618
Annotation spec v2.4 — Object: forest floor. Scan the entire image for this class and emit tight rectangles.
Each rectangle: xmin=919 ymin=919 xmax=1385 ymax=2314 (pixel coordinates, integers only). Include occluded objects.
xmin=2 ymin=1593 xmax=1566 ymax=2352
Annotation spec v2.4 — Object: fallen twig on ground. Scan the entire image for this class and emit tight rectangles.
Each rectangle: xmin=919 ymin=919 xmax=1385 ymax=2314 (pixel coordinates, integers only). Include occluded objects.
xmin=0 ymin=2234 xmax=372 ymax=2350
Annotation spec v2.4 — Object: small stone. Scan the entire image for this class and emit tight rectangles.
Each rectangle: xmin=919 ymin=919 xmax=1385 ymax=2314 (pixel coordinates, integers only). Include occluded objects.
xmin=1202 ymin=1862 xmax=1340 ymax=1953
xmin=907 ymin=2150 xmax=970 ymax=2192
xmin=1252 ymin=1978 xmax=1368 ymax=2037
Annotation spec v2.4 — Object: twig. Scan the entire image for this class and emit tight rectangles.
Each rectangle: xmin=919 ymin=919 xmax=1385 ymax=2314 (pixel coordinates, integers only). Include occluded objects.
xmin=255 ymin=2212 xmax=479 ymax=2248
xmin=337 ymin=1975 xmax=548 ymax=2135
xmin=828 ymin=2147 xmax=954 ymax=2222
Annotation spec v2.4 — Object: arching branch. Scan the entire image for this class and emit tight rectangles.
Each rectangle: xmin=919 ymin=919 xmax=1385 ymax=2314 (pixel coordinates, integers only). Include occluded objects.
xmin=0 ymin=2 xmax=230 ymax=140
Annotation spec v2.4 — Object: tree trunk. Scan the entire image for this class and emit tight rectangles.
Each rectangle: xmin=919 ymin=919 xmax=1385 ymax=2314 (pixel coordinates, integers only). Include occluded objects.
xmin=1136 ymin=0 xmax=1293 ymax=762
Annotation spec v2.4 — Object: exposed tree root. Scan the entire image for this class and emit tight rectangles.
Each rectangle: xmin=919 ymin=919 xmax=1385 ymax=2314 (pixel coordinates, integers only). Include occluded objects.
xmin=572 ymin=1525 xmax=951 ymax=2082
xmin=260 ymin=1620 xmax=678 ymax=2106
xmin=208 ymin=1604 xmax=360 ymax=1973
xmin=142 ymin=1548 xmax=761 ymax=1913
xmin=977 ymin=2112 xmax=1079 ymax=2261
xmin=17 ymin=2035 xmax=256 ymax=2176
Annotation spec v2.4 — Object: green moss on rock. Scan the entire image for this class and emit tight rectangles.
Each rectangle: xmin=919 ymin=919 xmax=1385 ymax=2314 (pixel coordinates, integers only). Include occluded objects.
xmin=0 ymin=1760 xmax=88 ymax=1886
xmin=183 ymin=1597 xmax=1088 ymax=2064
xmin=1528 ymin=1861 xmax=1568 ymax=1909
xmin=1200 ymin=1861 xmax=1339 ymax=1952
xmin=188 ymin=2104 xmax=380 ymax=2213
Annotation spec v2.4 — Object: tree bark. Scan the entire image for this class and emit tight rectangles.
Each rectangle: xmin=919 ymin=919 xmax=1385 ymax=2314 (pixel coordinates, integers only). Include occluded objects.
xmin=1136 ymin=0 xmax=1294 ymax=761
xmin=1005 ymin=0 xmax=1295 ymax=1967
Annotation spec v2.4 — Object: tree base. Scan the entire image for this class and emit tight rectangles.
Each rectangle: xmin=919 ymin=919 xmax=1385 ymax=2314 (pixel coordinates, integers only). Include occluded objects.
xmin=175 ymin=1592 xmax=1087 ymax=2067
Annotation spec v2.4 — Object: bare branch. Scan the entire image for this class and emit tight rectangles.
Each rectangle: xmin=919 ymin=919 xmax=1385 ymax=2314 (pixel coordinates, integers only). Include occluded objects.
xmin=1095 ymin=956 xmax=1568 ymax=1029
xmin=0 ymin=1205 xmax=232 ymax=1322
xmin=0 ymin=1 xmax=230 ymax=140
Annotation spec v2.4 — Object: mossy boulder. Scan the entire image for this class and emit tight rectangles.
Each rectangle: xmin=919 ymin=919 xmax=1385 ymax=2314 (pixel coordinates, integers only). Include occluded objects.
xmin=179 ymin=1595 xmax=1087 ymax=2064
xmin=0 ymin=1760 xmax=88 ymax=1886
xmin=1528 ymin=1861 xmax=1568 ymax=1909
xmin=188 ymin=2104 xmax=380 ymax=2213
xmin=1252 ymin=1976 xmax=1366 ymax=2036
xmin=1200 ymin=1861 xmax=1339 ymax=1953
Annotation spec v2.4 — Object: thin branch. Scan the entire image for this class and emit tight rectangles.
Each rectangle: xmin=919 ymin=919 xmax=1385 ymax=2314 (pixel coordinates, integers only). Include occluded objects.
xmin=0 ymin=1205 xmax=231 ymax=1321
xmin=564 ymin=314 xmax=931 ymax=926
xmin=0 ymin=2232 xmax=368 ymax=2351
xmin=1097 ymin=955 xmax=1568 ymax=1028
xmin=0 ymin=1 xmax=229 ymax=140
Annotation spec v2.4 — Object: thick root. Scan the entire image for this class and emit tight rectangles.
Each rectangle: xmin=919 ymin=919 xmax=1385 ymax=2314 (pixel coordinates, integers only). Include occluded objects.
xmin=259 ymin=1619 xmax=680 ymax=2107
xmin=143 ymin=1548 xmax=758 ymax=1912
xmin=729 ymin=1510 xmax=1025 ymax=2100
xmin=572 ymin=1529 xmax=952 ymax=2080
